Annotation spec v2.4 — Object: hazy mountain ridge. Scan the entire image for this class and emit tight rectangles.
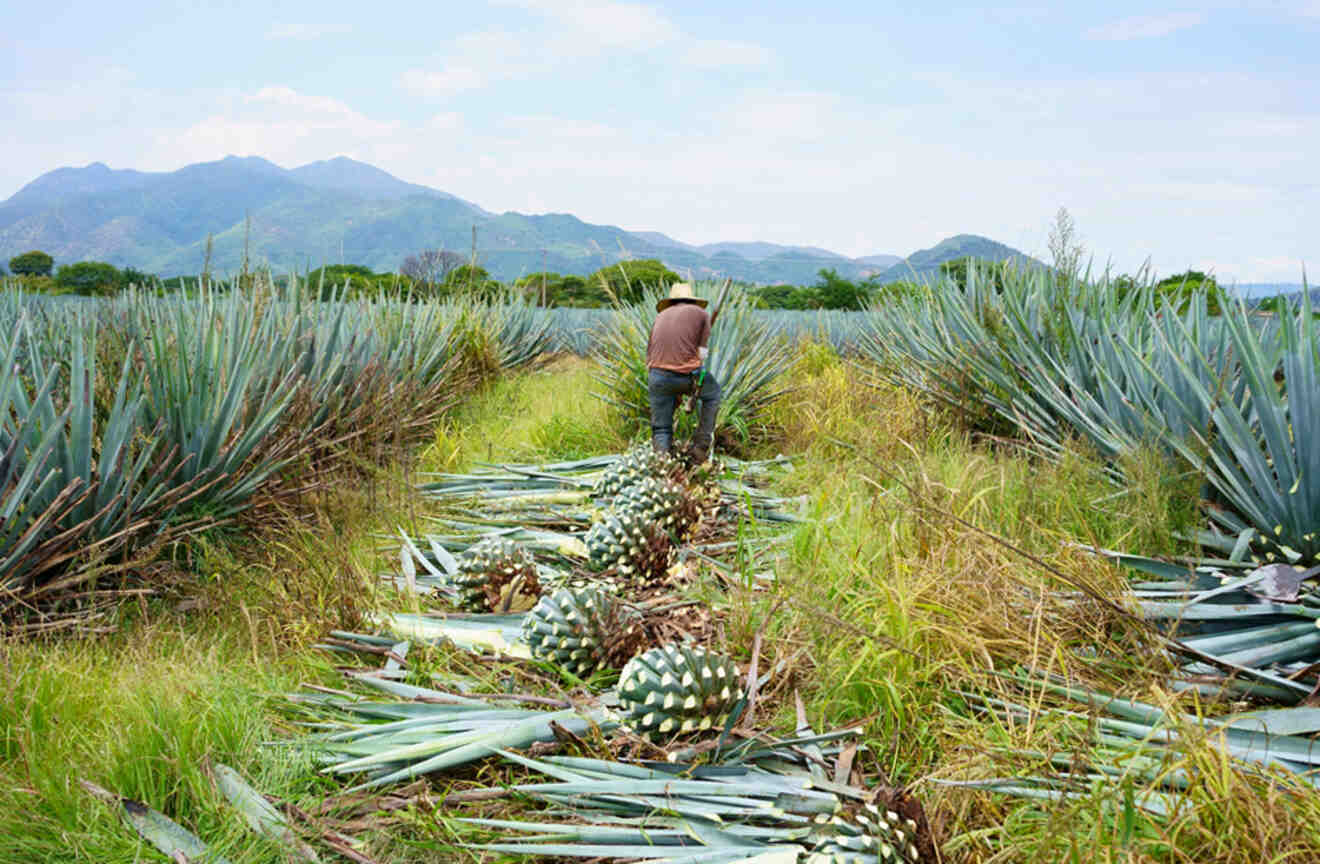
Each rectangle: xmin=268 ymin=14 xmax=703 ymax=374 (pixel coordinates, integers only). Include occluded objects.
xmin=0 ymin=156 xmax=1036 ymax=284
xmin=874 ymin=234 xmax=1043 ymax=283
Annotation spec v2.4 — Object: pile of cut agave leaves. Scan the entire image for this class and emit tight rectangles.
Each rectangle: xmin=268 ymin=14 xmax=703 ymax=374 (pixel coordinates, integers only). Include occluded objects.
xmin=276 ymin=447 xmax=942 ymax=864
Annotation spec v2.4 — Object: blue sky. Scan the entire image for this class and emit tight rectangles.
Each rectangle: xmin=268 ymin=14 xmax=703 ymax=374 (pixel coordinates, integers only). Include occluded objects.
xmin=3 ymin=1 xmax=1316 ymax=282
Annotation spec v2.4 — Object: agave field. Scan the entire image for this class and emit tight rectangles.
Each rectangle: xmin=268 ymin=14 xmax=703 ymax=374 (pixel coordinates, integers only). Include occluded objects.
xmin=4 ymin=266 xmax=1320 ymax=862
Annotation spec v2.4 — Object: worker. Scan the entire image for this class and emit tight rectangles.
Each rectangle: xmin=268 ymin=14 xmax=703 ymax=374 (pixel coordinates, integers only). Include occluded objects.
xmin=646 ymin=282 xmax=721 ymax=462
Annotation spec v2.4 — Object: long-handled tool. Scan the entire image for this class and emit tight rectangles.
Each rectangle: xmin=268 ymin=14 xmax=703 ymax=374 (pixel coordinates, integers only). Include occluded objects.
xmin=682 ymin=278 xmax=731 ymax=414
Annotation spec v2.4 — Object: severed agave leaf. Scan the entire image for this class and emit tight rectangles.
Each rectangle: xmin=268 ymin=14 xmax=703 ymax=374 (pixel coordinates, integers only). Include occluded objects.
xmin=80 ymin=779 xmax=232 ymax=864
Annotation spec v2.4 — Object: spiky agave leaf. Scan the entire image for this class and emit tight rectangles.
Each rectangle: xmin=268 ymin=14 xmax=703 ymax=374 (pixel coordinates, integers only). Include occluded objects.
xmin=462 ymin=751 xmax=926 ymax=863
xmin=617 ymin=643 xmax=742 ymax=740
xmin=1144 ymin=290 xmax=1320 ymax=566
xmin=1086 ymin=550 xmax=1320 ymax=703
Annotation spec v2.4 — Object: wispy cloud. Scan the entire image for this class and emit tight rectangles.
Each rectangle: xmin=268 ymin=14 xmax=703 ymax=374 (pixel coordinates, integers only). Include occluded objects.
xmin=264 ymin=22 xmax=342 ymax=40
xmin=1086 ymin=12 xmax=1202 ymax=41
xmin=682 ymin=39 xmax=772 ymax=69
xmin=401 ymin=1 xmax=768 ymax=97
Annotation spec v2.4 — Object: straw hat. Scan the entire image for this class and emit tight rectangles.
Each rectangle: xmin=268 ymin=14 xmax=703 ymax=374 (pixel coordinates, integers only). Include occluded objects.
xmin=655 ymin=282 xmax=708 ymax=312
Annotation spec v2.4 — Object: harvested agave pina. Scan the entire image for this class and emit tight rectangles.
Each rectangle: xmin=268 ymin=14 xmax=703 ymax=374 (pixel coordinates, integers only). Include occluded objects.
xmin=804 ymin=803 xmax=923 ymax=863
xmin=584 ymin=501 xmax=671 ymax=580
xmin=617 ymin=643 xmax=742 ymax=740
xmin=609 ymin=477 xmax=686 ymax=530
xmin=593 ymin=445 xmax=672 ymax=498
xmin=522 ymin=586 xmax=639 ymax=677
xmin=451 ymin=537 xmax=541 ymax=612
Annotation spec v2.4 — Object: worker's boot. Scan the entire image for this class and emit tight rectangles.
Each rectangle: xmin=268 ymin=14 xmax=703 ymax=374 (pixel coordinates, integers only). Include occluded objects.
xmin=651 ymin=427 xmax=672 ymax=454
xmin=690 ymin=431 xmax=712 ymax=464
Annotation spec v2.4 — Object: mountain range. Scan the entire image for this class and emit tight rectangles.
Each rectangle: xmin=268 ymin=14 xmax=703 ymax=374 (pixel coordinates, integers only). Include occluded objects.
xmin=0 ymin=155 xmax=1038 ymax=285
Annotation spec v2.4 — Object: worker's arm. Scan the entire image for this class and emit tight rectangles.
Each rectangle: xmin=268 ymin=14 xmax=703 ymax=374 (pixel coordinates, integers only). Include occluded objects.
xmin=696 ymin=311 xmax=711 ymax=362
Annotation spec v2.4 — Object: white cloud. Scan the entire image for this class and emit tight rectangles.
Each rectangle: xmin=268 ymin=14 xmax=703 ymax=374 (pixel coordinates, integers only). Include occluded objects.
xmin=401 ymin=1 xmax=768 ymax=98
xmin=722 ymin=90 xmax=844 ymax=139
xmin=428 ymin=112 xmax=463 ymax=132
xmin=493 ymin=0 xmax=678 ymax=44
xmin=1086 ymin=12 xmax=1202 ymax=41
xmin=401 ymin=66 xmax=487 ymax=95
xmin=1242 ymin=256 xmax=1310 ymax=282
xmin=500 ymin=114 xmax=620 ymax=141
xmin=149 ymin=86 xmax=397 ymax=169
xmin=264 ymin=22 xmax=339 ymax=40
xmin=682 ymin=39 xmax=772 ymax=68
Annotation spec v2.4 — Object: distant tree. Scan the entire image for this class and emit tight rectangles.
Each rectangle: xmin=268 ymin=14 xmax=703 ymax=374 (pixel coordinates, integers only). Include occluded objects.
xmin=1155 ymin=269 xmax=1223 ymax=315
xmin=810 ymin=268 xmax=872 ymax=309
xmin=588 ymin=259 xmax=679 ymax=306
xmin=119 ymin=267 xmax=154 ymax=289
xmin=444 ymin=264 xmax=505 ymax=300
xmin=10 ymin=250 xmax=54 ymax=277
xmin=55 ymin=261 xmax=122 ymax=295
xmin=401 ymin=249 xmax=463 ymax=286
xmin=306 ymin=264 xmax=401 ymax=300
xmin=1047 ymin=207 xmax=1085 ymax=281
xmin=513 ymin=272 xmax=600 ymax=306
xmin=749 ymin=283 xmax=810 ymax=309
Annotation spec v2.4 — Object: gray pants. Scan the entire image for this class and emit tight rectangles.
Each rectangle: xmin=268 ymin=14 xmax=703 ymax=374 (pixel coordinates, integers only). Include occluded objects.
xmin=648 ymin=367 xmax=722 ymax=453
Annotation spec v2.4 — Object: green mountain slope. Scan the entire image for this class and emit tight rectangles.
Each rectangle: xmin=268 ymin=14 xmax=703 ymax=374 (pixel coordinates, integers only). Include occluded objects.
xmin=875 ymin=234 xmax=1042 ymax=283
xmin=0 ymin=155 xmax=1037 ymax=284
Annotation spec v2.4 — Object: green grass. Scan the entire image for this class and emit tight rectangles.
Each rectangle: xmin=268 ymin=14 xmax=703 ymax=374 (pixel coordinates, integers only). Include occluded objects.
xmin=419 ymin=355 xmax=631 ymax=472
xmin=743 ymin=347 xmax=1320 ymax=862
xmin=0 ymin=613 xmax=340 ymax=862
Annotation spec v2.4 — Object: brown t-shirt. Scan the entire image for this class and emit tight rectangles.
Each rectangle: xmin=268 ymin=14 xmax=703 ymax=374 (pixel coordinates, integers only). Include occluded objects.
xmin=646 ymin=302 xmax=710 ymax=373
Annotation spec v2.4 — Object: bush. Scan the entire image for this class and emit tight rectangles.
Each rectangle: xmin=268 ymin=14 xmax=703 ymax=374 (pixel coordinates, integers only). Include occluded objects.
xmin=587 ymin=259 xmax=679 ymax=306
xmin=10 ymin=250 xmax=53 ymax=277
xmin=749 ymin=269 xmax=883 ymax=310
xmin=750 ymin=283 xmax=812 ymax=309
xmin=515 ymin=272 xmax=603 ymax=307
xmin=1154 ymin=270 xmax=1222 ymax=315
xmin=1112 ymin=269 xmax=1223 ymax=314
xmin=55 ymin=261 xmax=122 ymax=296
xmin=811 ymin=268 xmax=874 ymax=309
xmin=444 ymin=264 xmax=505 ymax=300
xmin=307 ymin=265 xmax=405 ymax=300
xmin=15 ymin=274 xmax=58 ymax=293
xmin=118 ymin=267 xmax=155 ymax=289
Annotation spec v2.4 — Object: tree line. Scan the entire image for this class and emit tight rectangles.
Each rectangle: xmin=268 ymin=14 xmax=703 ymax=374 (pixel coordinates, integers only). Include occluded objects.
xmin=4 ymin=246 xmax=1225 ymax=312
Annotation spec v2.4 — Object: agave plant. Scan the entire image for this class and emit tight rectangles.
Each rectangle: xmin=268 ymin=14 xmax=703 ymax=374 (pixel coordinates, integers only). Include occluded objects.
xmin=858 ymin=263 xmax=1237 ymax=468
xmin=1145 ymin=291 xmax=1320 ymax=565
xmin=132 ymin=288 xmax=305 ymax=519
xmin=0 ymin=316 xmax=181 ymax=616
